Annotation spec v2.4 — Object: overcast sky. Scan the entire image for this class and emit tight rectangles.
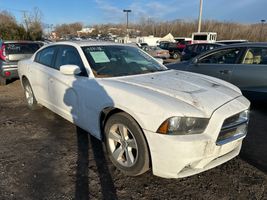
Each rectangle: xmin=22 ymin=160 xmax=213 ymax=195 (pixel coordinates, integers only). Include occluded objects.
xmin=0 ymin=0 xmax=266 ymax=26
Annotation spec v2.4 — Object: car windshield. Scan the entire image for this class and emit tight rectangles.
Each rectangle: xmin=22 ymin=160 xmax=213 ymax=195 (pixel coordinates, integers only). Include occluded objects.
xmin=5 ymin=43 xmax=40 ymax=54
xmin=82 ymin=45 xmax=167 ymax=77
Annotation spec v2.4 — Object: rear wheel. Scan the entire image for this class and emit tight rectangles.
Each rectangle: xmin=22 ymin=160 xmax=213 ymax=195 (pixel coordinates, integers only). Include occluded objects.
xmin=104 ymin=112 xmax=150 ymax=176
xmin=23 ymin=79 xmax=41 ymax=110
xmin=172 ymin=52 xmax=180 ymax=59
xmin=0 ymin=77 xmax=6 ymax=86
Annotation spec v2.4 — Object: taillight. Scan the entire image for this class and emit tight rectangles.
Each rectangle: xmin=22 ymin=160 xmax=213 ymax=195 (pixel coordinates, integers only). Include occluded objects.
xmin=2 ymin=44 xmax=6 ymax=57
xmin=4 ymin=71 xmax=11 ymax=77
xmin=0 ymin=44 xmax=6 ymax=61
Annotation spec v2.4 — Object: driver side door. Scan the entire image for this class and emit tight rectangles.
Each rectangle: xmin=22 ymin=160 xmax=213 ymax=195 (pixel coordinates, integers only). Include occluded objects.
xmin=48 ymin=45 xmax=88 ymax=123
xmin=187 ymin=47 xmax=245 ymax=82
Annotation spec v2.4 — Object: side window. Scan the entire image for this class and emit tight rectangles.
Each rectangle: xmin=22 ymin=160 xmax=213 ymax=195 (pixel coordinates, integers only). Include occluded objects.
xmin=242 ymin=47 xmax=267 ymax=65
xmin=199 ymin=48 xmax=241 ymax=64
xmin=208 ymin=45 xmax=215 ymax=50
xmin=35 ymin=47 xmax=56 ymax=67
xmin=55 ymin=46 xmax=87 ymax=76
xmin=196 ymin=45 xmax=206 ymax=53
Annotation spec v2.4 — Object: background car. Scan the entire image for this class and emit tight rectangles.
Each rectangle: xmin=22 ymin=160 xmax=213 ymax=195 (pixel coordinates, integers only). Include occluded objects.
xmin=216 ymin=40 xmax=248 ymax=45
xmin=181 ymin=43 xmax=224 ymax=61
xmin=0 ymin=41 xmax=41 ymax=85
xmin=167 ymin=42 xmax=267 ymax=100
xmin=159 ymin=41 xmax=191 ymax=59
xmin=142 ymin=46 xmax=170 ymax=59
xmin=18 ymin=41 xmax=249 ymax=179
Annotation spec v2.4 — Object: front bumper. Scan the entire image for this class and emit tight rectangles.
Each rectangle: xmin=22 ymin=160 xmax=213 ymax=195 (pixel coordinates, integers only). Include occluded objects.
xmin=143 ymin=96 xmax=250 ymax=178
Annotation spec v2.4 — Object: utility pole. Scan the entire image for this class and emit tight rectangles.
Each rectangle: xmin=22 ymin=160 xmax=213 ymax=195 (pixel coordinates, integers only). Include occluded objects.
xmin=123 ymin=9 xmax=131 ymax=36
xmin=260 ymin=19 xmax=266 ymax=42
xmin=22 ymin=10 xmax=30 ymax=39
xmin=198 ymin=0 xmax=203 ymax=33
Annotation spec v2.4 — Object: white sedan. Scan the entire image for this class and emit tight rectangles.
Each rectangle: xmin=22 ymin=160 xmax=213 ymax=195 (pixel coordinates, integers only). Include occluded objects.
xmin=18 ymin=41 xmax=250 ymax=178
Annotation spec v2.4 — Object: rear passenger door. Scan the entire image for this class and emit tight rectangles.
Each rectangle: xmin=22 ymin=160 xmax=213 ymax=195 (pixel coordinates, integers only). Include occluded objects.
xmin=231 ymin=47 xmax=267 ymax=95
xmin=31 ymin=46 xmax=57 ymax=105
xmin=188 ymin=47 xmax=244 ymax=82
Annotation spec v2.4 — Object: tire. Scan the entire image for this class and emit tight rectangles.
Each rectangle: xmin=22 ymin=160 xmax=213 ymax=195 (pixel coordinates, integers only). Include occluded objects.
xmin=172 ymin=52 xmax=180 ymax=59
xmin=104 ymin=112 xmax=150 ymax=176
xmin=0 ymin=76 xmax=6 ymax=86
xmin=23 ymin=79 xmax=41 ymax=110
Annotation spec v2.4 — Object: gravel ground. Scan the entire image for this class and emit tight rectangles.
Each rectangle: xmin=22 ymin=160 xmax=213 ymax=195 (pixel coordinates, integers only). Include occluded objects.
xmin=0 ymin=80 xmax=266 ymax=200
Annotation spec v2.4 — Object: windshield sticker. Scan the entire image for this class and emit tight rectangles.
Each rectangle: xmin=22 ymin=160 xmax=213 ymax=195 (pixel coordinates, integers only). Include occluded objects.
xmin=90 ymin=51 xmax=110 ymax=63
xmin=141 ymin=67 xmax=148 ymax=71
xmin=7 ymin=44 xmax=21 ymax=51
xmin=87 ymin=46 xmax=104 ymax=52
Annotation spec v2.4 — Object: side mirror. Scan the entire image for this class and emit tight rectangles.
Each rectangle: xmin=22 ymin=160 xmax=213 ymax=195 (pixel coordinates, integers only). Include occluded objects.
xmin=192 ymin=58 xmax=199 ymax=65
xmin=155 ymin=58 xmax=164 ymax=64
xmin=60 ymin=64 xmax=81 ymax=75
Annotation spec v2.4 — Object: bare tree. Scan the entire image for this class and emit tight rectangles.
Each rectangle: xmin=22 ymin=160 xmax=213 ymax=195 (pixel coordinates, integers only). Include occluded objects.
xmin=26 ymin=7 xmax=44 ymax=40
xmin=54 ymin=22 xmax=83 ymax=38
xmin=0 ymin=11 xmax=27 ymax=40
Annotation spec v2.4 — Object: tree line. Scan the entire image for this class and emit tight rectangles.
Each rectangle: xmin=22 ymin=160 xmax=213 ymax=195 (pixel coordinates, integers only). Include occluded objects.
xmin=54 ymin=19 xmax=266 ymax=42
xmin=1 ymin=9 xmax=266 ymax=42
xmin=0 ymin=8 xmax=43 ymax=41
xmin=88 ymin=19 xmax=266 ymax=42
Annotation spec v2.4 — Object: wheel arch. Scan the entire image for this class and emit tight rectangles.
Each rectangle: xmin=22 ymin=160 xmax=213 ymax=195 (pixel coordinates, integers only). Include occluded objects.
xmin=21 ymin=75 xmax=30 ymax=87
xmin=99 ymin=106 xmax=152 ymax=166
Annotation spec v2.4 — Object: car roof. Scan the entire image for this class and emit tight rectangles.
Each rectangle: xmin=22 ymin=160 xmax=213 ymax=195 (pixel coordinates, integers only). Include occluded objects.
xmin=3 ymin=41 xmax=40 ymax=44
xmin=44 ymin=40 xmax=135 ymax=48
xmin=216 ymin=39 xmax=248 ymax=42
xmin=187 ymin=43 xmax=224 ymax=47
xmin=223 ymin=42 xmax=267 ymax=48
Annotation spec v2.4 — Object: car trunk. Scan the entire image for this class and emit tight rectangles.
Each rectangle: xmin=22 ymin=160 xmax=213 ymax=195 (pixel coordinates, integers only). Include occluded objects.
xmin=4 ymin=42 xmax=40 ymax=65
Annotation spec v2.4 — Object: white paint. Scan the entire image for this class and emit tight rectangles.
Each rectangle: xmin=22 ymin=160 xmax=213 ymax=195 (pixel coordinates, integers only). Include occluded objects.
xmin=18 ymin=41 xmax=250 ymax=178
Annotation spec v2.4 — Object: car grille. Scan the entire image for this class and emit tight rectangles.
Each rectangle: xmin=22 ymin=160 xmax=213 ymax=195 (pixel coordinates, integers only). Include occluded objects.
xmin=216 ymin=111 xmax=249 ymax=145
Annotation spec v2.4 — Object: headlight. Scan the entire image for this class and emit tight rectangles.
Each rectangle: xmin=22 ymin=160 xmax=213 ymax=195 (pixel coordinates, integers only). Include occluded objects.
xmin=239 ymin=110 xmax=249 ymax=121
xmin=157 ymin=117 xmax=209 ymax=135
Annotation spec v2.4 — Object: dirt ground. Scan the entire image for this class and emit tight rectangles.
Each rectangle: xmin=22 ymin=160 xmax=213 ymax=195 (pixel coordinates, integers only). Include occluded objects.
xmin=0 ymin=80 xmax=267 ymax=200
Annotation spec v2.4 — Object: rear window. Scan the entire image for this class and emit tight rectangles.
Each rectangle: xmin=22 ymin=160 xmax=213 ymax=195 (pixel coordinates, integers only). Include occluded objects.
xmin=193 ymin=35 xmax=207 ymax=40
xmin=5 ymin=43 xmax=40 ymax=54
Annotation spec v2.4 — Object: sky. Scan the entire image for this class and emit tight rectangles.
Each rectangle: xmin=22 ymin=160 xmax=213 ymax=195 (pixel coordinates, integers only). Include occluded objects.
xmin=0 ymin=0 xmax=266 ymax=26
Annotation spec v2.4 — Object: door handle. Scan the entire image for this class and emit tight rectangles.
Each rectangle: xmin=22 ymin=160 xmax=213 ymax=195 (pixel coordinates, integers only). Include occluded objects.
xmin=219 ymin=70 xmax=231 ymax=75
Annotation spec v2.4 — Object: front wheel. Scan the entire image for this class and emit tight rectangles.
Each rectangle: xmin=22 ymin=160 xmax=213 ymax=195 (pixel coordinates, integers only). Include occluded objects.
xmin=23 ymin=80 xmax=41 ymax=110
xmin=104 ymin=112 xmax=150 ymax=176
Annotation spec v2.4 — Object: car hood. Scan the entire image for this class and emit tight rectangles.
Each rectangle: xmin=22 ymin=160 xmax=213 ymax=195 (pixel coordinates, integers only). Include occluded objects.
xmin=112 ymin=70 xmax=241 ymax=116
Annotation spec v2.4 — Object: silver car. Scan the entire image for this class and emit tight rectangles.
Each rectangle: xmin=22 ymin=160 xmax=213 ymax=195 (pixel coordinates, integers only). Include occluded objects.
xmin=167 ymin=43 xmax=267 ymax=100
xmin=0 ymin=41 xmax=40 ymax=85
